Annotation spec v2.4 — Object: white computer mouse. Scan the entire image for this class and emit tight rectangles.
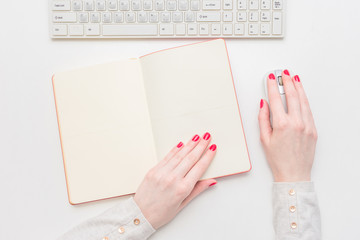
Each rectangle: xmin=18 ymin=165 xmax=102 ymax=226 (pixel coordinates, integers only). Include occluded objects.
xmin=264 ymin=69 xmax=288 ymax=124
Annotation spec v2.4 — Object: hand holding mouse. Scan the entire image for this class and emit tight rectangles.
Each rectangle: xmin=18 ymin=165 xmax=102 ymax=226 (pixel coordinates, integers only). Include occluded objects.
xmin=259 ymin=70 xmax=318 ymax=182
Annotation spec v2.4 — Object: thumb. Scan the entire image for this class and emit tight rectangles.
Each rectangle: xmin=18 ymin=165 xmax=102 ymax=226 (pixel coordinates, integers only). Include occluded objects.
xmin=178 ymin=179 xmax=217 ymax=211
xmin=258 ymin=99 xmax=272 ymax=143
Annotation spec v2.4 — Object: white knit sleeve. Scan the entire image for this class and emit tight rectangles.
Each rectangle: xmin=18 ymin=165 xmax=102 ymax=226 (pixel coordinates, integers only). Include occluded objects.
xmin=58 ymin=197 xmax=155 ymax=240
xmin=273 ymin=182 xmax=321 ymax=240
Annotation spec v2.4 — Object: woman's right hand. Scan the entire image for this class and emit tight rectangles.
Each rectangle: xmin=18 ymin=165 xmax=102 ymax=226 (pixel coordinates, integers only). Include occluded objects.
xmin=258 ymin=70 xmax=318 ymax=182
xmin=134 ymin=133 xmax=217 ymax=229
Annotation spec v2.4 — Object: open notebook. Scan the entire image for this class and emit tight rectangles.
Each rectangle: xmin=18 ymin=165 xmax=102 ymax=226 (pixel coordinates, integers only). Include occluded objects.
xmin=53 ymin=39 xmax=251 ymax=205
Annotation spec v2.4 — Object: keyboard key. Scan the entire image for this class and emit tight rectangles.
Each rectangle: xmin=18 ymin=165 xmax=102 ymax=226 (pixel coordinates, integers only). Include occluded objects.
xmin=199 ymin=24 xmax=209 ymax=35
xmin=223 ymin=12 xmax=233 ymax=22
xmin=69 ymin=24 xmax=84 ymax=35
xmin=149 ymin=12 xmax=159 ymax=22
xmin=211 ymin=24 xmax=221 ymax=35
xmin=103 ymin=24 xmax=158 ymax=36
xmin=53 ymin=12 xmax=77 ymax=22
xmin=138 ymin=12 xmax=148 ymax=22
xmin=237 ymin=0 xmax=247 ymax=10
xmin=261 ymin=11 xmax=270 ymax=21
xmin=179 ymin=0 xmax=189 ymax=10
xmin=53 ymin=25 xmax=67 ymax=35
xmin=108 ymin=0 xmax=118 ymax=10
xmin=160 ymin=12 xmax=171 ymax=22
xmin=119 ymin=0 xmax=130 ymax=10
xmin=223 ymin=23 xmax=233 ymax=35
xmin=126 ymin=12 xmax=136 ymax=22
xmin=249 ymin=23 xmax=258 ymax=35
xmin=53 ymin=1 xmax=71 ymax=11
xmin=197 ymin=12 xmax=220 ymax=22
xmin=203 ymin=0 xmax=220 ymax=10
xmin=249 ymin=11 xmax=258 ymax=22
xmin=72 ymin=0 xmax=83 ymax=10
xmin=173 ymin=12 xmax=183 ymax=22
xmin=96 ymin=0 xmax=106 ymax=11
xmin=160 ymin=24 xmax=174 ymax=35
xmin=102 ymin=13 xmax=112 ymax=22
xmin=237 ymin=11 xmax=246 ymax=22
xmin=223 ymin=0 xmax=233 ymax=10
xmin=190 ymin=0 xmax=200 ymax=10
xmin=91 ymin=13 xmax=101 ymax=23
xmin=114 ymin=12 xmax=124 ymax=23
xmin=79 ymin=13 xmax=89 ymax=23
xmin=167 ymin=0 xmax=177 ymax=10
xmin=84 ymin=0 xmax=95 ymax=11
xmin=103 ymin=25 xmax=158 ymax=35
xmin=273 ymin=0 xmax=282 ymax=10
xmin=185 ymin=12 xmax=195 ymax=22
xmin=144 ymin=0 xmax=153 ymax=10
xmin=249 ymin=0 xmax=259 ymax=10
xmin=155 ymin=0 xmax=165 ymax=10
xmin=260 ymin=23 xmax=270 ymax=35
xmin=176 ymin=23 xmax=186 ymax=35
xmin=260 ymin=0 xmax=271 ymax=10
xmin=234 ymin=23 xmax=244 ymax=35
xmin=188 ymin=23 xmax=197 ymax=35
xmin=132 ymin=0 xmax=141 ymax=10
xmin=85 ymin=24 xmax=100 ymax=35
xmin=272 ymin=12 xmax=282 ymax=34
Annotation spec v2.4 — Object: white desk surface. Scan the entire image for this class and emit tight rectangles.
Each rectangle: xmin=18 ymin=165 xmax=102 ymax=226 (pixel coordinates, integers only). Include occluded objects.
xmin=1 ymin=1 xmax=359 ymax=239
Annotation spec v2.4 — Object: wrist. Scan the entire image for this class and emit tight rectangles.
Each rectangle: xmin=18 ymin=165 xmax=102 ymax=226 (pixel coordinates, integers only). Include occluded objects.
xmin=273 ymin=173 xmax=311 ymax=182
xmin=133 ymin=196 xmax=162 ymax=230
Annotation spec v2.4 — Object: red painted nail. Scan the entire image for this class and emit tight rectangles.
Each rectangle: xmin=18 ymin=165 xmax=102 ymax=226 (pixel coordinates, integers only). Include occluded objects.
xmin=283 ymin=69 xmax=290 ymax=76
xmin=203 ymin=132 xmax=211 ymax=140
xmin=209 ymin=144 xmax=217 ymax=151
xmin=269 ymin=73 xmax=275 ymax=80
xmin=192 ymin=135 xmax=200 ymax=142
xmin=260 ymin=99 xmax=264 ymax=109
xmin=209 ymin=182 xmax=217 ymax=187
xmin=177 ymin=142 xmax=183 ymax=148
xmin=294 ymin=75 xmax=300 ymax=82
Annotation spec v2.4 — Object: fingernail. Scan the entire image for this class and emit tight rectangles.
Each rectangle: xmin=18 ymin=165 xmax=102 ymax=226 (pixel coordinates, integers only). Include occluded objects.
xmin=260 ymin=99 xmax=264 ymax=109
xmin=203 ymin=132 xmax=211 ymax=140
xmin=283 ymin=69 xmax=290 ymax=76
xmin=209 ymin=144 xmax=217 ymax=151
xmin=177 ymin=142 xmax=183 ymax=148
xmin=269 ymin=73 xmax=275 ymax=80
xmin=209 ymin=182 xmax=217 ymax=187
xmin=294 ymin=75 xmax=300 ymax=82
xmin=192 ymin=135 xmax=200 ymax=142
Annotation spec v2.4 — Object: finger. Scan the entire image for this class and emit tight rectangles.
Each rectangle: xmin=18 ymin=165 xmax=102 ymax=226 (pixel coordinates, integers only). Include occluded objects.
xmin=185 ymin=144 xmax=217 ymax=183
xmin=292 ymin=75 xmax=316 ymax=127
xmin=173 ymin=132 xmax=212 ymax=177
xmin=258 ymin=99 xmax=272 ymax=144
xmin=156 ymin=141 xmax=184 ymax=169
xmin=178 ymin=179 xmax=217 ymax=211
xmin=267 ymin=73 xmax=286 ymax=117
xmin=161 ymin=134 xmax=201 ymax=172
xmin=282 ymin=70 xmax=301 ymax=117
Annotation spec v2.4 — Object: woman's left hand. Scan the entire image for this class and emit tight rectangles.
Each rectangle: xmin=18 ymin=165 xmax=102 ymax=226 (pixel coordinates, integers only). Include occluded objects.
xmin=134 ymin=132 xmax=217 ymax=229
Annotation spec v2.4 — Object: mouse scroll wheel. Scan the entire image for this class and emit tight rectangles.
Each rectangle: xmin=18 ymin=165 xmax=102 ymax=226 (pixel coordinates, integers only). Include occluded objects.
xmin=278 ymin=76 xmax=283 ymax=86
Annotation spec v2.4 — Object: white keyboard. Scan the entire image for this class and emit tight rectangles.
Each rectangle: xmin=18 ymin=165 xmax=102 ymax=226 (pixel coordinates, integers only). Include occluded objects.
xmin=50 ymin=0 xmax=284 ymax=38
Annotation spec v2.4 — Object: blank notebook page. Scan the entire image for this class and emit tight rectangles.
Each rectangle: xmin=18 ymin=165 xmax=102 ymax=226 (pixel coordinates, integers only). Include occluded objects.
xmin=140 ymin=39 xmax=251 ymax=179
xmin=53 ymin=60 xmax=157 ymax=204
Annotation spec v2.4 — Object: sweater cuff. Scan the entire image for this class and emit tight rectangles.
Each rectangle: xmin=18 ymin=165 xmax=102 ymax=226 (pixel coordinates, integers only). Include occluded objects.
xmin=272 ymin=182 xmax=320 ymax=239
xmin=102 ymin=197 xmax=156 ymax=240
